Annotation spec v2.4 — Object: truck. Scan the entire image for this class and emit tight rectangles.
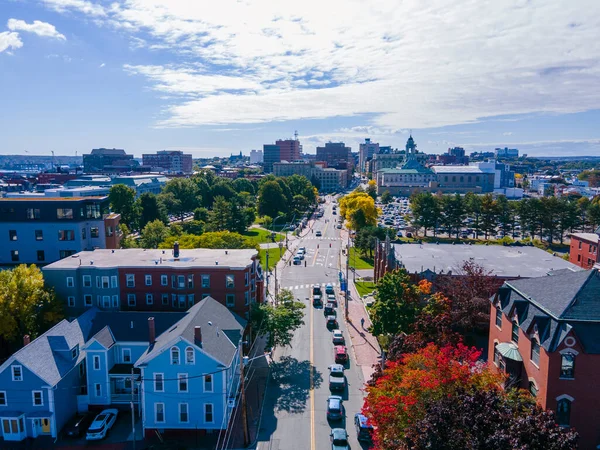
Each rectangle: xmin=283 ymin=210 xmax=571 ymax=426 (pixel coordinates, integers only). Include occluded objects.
xmin=312 ymin=284 xmax=323 ymax=306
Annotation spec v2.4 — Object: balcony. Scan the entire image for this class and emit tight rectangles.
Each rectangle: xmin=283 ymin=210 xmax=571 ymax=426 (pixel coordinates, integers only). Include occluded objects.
xmin=111 ymin=392 xmax=139 ymax=404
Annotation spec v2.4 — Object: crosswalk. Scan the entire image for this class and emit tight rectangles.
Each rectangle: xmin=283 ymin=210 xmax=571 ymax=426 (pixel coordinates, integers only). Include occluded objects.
xmin=301 ymin=237 xmax=340 ymax=241
xmin=281 ymin=282 xmax=339 ymax=291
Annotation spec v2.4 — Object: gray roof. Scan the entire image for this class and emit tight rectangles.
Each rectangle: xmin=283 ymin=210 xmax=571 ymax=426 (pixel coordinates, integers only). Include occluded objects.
xmin=136 ymin=297 xmax=246 ymax=368
xmin=0 ymin=309 xmax=96 ymax=387
xmin=570 ymin=232 xmax=599 ymax=244
xmin=431 ymin=165 xmax=485 ymax=173
xmin=394 ymin=243 xmax=581 ymax=278
xmin=43 ymin=248 xmax=258 ymax=270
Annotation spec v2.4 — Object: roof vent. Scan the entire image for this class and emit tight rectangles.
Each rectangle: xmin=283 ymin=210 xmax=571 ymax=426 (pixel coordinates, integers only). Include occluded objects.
xmin=155 ymin=260 xmax=159 ymax=265
xmin=130 ymin=321 xmax=134 ymax=329
xmin=225 ymin=250 xmax=228 ymax=255
xmin=162 ymin=250 xmax=165 ymax=254
xmin=90 ymin=260 xmax=94 ymax=265
xmin=208 ymin=321 xmax=213 ymax=326
xmin=215 ymin=261 xmax=219 ymax=265
xmin=71 ymin=254 xmax=79 ymax=258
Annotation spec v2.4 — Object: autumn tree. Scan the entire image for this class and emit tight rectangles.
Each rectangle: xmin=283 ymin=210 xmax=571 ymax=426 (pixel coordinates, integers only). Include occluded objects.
xmin=339 ymin=190 xmax=378 ymax=230
xmin=366 ymin=179 xmax=378 ymax=200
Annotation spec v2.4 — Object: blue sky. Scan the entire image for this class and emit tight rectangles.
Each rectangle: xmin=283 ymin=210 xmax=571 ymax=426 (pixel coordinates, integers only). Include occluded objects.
xmin=1 ymin=0 xmax=600 ymax=158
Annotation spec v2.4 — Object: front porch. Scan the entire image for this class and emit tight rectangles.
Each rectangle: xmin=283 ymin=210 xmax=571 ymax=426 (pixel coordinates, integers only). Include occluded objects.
xmin=109 ymin=364 xmax=141 ymax=404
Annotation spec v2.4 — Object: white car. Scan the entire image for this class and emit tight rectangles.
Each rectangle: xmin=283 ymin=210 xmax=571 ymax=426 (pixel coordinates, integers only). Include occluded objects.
xmin=86 ymin=409 xmax=118 ymax=441
xmin=332 ymin=330 xmax=345 ymax=345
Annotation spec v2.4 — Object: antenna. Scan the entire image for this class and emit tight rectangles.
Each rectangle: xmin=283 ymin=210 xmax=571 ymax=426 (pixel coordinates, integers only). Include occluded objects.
xmin=51 ymin=150 xmax=55 ymax=171
xmin=294 ymin=130 xmax=298 ymax=141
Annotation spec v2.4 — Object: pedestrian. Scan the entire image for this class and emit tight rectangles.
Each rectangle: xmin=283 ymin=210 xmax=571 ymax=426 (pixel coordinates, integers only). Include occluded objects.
xmin=361 ymin=317 xmax=365 ymax=329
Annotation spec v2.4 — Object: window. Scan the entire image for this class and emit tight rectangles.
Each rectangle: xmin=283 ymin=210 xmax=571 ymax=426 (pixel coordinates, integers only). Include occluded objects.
xmin=162 ymin=294 xmax=169 ymax=305
xmin=0 ymin=392 xmax=6 ymax=406
xmin=82 ymin=228 xmax=87 ymax=240
xmin=560 ymin=353 xmax=575 ymax=379
xmin=204 ymin=374 xmax=213 ymax=393
xmin=202 ymin=293 xmax=210 ymax=299
xmin=11 ymin=366 xmax=22 ymax=381
xmin=9 ymin=230 xmax=17 ymax=241
xmin=83 ymin=275 xmax=91 ymax=287
xmin=204 ymin=404 xmax=214 ymax=423
xmin=95 ymin=383 xmax=102 ymax=397
xmin=126 ymin=274 xmax=135 ymax=288
xmin=84 ymin=295 xmax=93 ymax=306
xmin=202 ymin=274 xmax=210 ymax=288
xmin=90 ymin=227 xmax=99 ymax=238
xmin=577 ymin=254 xmax=581 ymax=262
xmin=493 ymin=343 xmax=500 ymax=366
xmin=185 ymin=347 xmax=194 ymax=365
xmin=85 ymin=203 xmax=101 ymax=219
xmin=578 ymin=241 xmax=582 ymax=250
xmin=511 ymin=320 xmax=519 ymax=343
xmin=79 ymin=362 xmax=85 ymax=378
xmin=112 ymin=295 xmax=119 ymax=307
xmin=178 ymin=295 xmax=186 ymax=308
xmin=32 ymin=391 xmax=43 ymax=406
xmin=146 ymin=293 xmax=154 ymax=305
xmin=531 ymin=339 xmax=540 ymax=366
xmin=59 ymin=250 xmax=75 ymax=259
xmin=111 ymin=276 xmax=118 ymax=288
xmin=245 ymin=272 xmax=249 ymax=286
xmin=102 ymin=276 xmax=109 ymax=289
xmin=154 ymin=373 xmax=164 ymax=392
xmin=161 ymin=275 xmax=168 ymax=286
xmin=93 ymin=355 xmax=100 ymax=370
xmin=187 ymin=274 xmax=194 ymax=288
xmin=27 ymin=208 xmax=40 ymax=219
xmin=171 ymin=347 xmax=180 ymax=365
xmin=37 ymin=250 xmax=45 ymax=262
xmin=35 ymin=230 xmax=43 ymax=241
xmin=68 ymin=296 xmax=75 ymax=307
xmin=57 ymin=208 xmax=73 ymax=219
xmin=226 ymin=274 xmax=235 ymax=288
xmin=71 ymin=346 xmax=78 ymax=359
xmin=529 ymin=381 xmax=538 ymax=397
xmin=155 ymin=403 xmax=165 ymax=423
xmin=556 ymin=398 xmax=572 ymax=426
xmin=58 ymin=230 xmax=75 ymax=241
xmin=178 ymin=275 xmax=185 ymax=289
xmin=495 ymin=304 xmax=502 ymax=328
xmin=178 ymin=374 xmax=188 ymax=392
xmin=589 ymin=244 xmax=593 ymax=253
xmin=179 ymin=403 xmax=189 ymax=423
xmin=10 ymin=250 xmax=19 ymax=262
xmin=145 ymin=275 xmax=152 ymax=286
xmin=226 ymin=294 xmax=235 ymax=308
xmin=102 ymin=295 xmax=111 ymax=308
xmin=188 ymin=294 xmax=195 ymax=307
xmin=245 ymin=291 xmax=249 ymax=306
xmin=122 ymin=349 xmax=131 ymax=363
xmin=452 ymin=176 xmax=456 ymax=182
xmin=127 ymin=294 xmax=136 ymax=306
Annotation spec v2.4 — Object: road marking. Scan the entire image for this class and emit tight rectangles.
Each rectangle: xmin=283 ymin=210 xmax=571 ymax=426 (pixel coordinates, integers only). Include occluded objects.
xmin=310 ymin=295 xmax=315 ymax=450
xmin=312 ymin=248 xmax=319 ymax=266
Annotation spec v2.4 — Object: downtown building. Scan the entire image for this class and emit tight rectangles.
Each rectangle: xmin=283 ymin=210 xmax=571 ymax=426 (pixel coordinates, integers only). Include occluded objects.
xmin=316 ymin=142 xmax=353 ymax=177
xmin=0 ymin=196 xmax=121 ymax=266
xmin=142 ymin=150 xmax=193 ymax=174
xmin=42 ymin=247 xmax=264 ymax=319
xmin=83 ymin=148 xmax=140 ymax=174
xmin=273 ymin=161 xmax=348 ymax=192
xmin=359 ymin=138 xmax=379 ymax=174
xmin=262 ymin=139 xmax=301 ymax=173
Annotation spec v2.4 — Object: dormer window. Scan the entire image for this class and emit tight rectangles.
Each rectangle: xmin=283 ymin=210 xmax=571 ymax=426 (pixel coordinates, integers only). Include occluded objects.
xmin=171 ymin=347 xmax=180 ymax=365
xmin=531 ymin=339 xmax=540 ymax=366
xmin=560 ymin=353 xmax=575 ymax=379
xmin=185 ymin=347 xmax=194 ymax=365
xmin=71 ymin=346 xmax=79 ymax=360
xmin=495 ymin=304 xmax=502 ymax=328
xmin=511 ymin=320 xmax=519 ymax=344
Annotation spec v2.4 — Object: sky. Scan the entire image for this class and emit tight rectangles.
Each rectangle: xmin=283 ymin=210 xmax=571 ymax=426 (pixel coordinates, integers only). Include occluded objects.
xmin=1 ymin=0 xmax=600 ymax=158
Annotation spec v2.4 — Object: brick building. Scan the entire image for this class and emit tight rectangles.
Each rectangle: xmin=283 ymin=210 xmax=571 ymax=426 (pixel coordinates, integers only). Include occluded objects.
xmin=569 ymin=228 xmax=599 ymax=269
xmin=142 ymin=150 xmax=193 ymax=174
xmin=488 ymin=269 xmax=600 ymax=449
xmin=42 ymin=247 xmax=264 ymax=319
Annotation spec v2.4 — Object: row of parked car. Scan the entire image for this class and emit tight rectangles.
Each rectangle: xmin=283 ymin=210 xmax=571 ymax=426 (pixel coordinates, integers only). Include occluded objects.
xmin=64 ymin=409 xmax=119 ymax=441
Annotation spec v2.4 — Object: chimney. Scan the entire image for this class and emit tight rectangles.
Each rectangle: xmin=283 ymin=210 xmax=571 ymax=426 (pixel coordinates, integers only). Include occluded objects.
xmin=148 ymin=317 xmax=156 ymax=345
xmin=173 ymin=241 xmax=180 ymax=259
xmin=194 ymin=326 xmax=202 ymax=346
xmin=23 ymin=335 xmax=30 ymax=346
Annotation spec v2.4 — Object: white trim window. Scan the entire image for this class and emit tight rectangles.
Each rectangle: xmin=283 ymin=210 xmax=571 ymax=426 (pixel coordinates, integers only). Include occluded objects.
xmin=179 ymin=403 xmax=189 ymax=423
xmin=202 ymin=274 xmax=210 ymax=288
xmin=162 ymin=294 xmax=169 ymax=305
xmin=93 ymin=355 xmax=101 ymax=371
xmin=11 ymin=365 xmax=22 ymax=381
xmin=68 ymin=296 xmax=75 ymax=307
xmin=66 ymin=277 xmax=74 ymax=288
xmin=145 ymin=275 xmax=152 ymax=286
xmin=244 ymin=291 xmax=249 ymax=306
xmin=146 ymin=293 xmax=154 ymax=305
xmin=84 ymin=294 xmax=93 ymax=307
xmin=226 ymin=294 xmax=235 ymax=308
xmin=171 ymin=347 xmax=180 ymax=365
xmin=204 ymin=374 xmax=213 ymax=393
xmin=161 ymin=275 xmax=168 ymax=286
xmin=83 ymin=275 xmax=91 ymax=287
xmin=187 ymin=274 xmax=194 ymax=288
xmin=185 ymin=347 xmax=195 ymax=365
xmin=95 ymin=383 xmax=102 ymax=397
xmin=102 ymin=296 xmax=111 ymax=308
xmin=122 ymin=348 xmax=132 ymax=363
xmin=126 ymin=274 xmax=135 ymax=288
xmin=127 ymin=294 xmax=136 ymax=306
xmin=112 ymin=295 xmax=119 ymax=308
xmin=111 ymin=276 xmax=118 ymax=288
xmin=188 ymin=294 xmax=195 ymax=307
xmin=178 ymin=373 xmax=188 ymax=393
xmin=101 ymin=276 xmax=110 ymax=289
xmin=226 ymin=274 xmax=235 ymax=288
xmin=0 ymin=391 xmax=6 ymax=406
xmin=154 ymin=373 xmax=164 ymax=392
xmin=204 ymin=403 xmax=214 ymax=423
xmin=32 ymin=391 xmax=43 ymax=406
xmin=155 ymin=403 xmax=165 ymax=423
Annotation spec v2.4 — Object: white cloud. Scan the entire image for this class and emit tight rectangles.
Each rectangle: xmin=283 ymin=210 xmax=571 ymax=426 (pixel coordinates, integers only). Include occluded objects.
xmin=39 ymin=0 xmax=600 ymax=129
xmin=0 ymin=31 xmax=23 ymax=53
xmin=99 ymin=62 xmax=105 ymax=68
xmin=503 ymin=132 xmax=514 ymax=136
xmin=7 ymin=19 xmax=66 ymax=40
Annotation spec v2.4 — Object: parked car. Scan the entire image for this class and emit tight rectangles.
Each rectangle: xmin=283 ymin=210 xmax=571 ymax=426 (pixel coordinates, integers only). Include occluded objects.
xmin=328 ymin=364 xmax=346 ymax=391
xmin=86 ymin=409 xmax=118 ymax=441
xmin=332 ymin=330 xmax=345 ymax=345
xmin=326 ymin=396 xmax=344 ymax=421
xmin=64 ymin=413 xmax=93 ymax=438
xmin=336 ymin=224 xmax=342 ymax=229
xmin=325 ymin=283 xmax=335 ymax=295
xmin=327 ymin=294 xmax=337 ymax=306
xmin=330 ymin=428 xmax=350 ymax=449
xmin=324 ymin=303 xmax=336 ymax=316
xmin=293 ymin=256 xmax=302 ymax=265
xmin=316 ymin=230 xmax=322 ymax=237
xmin=334 ymin=345 xmax=348 ymax=364
xmin=327 ymin=315 xmax=338 ymax=329
xmin=354 ymin=413 xmax=374 ymax=442
xmin=295 ymin=252 xmax=304 ymax=260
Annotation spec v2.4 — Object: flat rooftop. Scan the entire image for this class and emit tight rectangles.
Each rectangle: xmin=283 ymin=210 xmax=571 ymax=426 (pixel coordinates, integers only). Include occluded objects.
xmin=0 ymin=196 xmax=108 ymax=202
xmin=43 ymin=248 xmax=258 ymax=270
xmin=393 ymin=243 xmax=581 ymax=278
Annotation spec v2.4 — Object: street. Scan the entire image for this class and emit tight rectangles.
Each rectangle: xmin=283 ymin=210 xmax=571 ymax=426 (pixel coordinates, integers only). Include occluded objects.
xmin=256 ymin=197 xmax=370 ymax=450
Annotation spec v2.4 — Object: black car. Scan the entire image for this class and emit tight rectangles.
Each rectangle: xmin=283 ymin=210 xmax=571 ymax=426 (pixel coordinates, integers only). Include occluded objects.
xmin=324 ymin=303 xmax=336 ymax=316
xmin=64 ymin=413 xmax=93 ymax=438
xmin=326 ymin=315 xmax=338 ymax=328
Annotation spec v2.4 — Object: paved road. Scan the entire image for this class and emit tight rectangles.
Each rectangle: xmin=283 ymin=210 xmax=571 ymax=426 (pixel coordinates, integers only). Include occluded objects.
xmin=256 ymin=197 xmax=370 ymax=450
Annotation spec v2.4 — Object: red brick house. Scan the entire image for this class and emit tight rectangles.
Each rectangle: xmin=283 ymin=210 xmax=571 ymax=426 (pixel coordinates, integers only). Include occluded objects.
xmin=569 ymin=228 xmax=599 ymax=269
xmin=488 ymin=268 xmax=600 ymax=449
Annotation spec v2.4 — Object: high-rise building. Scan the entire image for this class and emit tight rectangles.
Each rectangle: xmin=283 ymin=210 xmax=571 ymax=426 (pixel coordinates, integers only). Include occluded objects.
xmin=142 ymin=150 xmax=193 ymax=174
xmin=359 ymin=138 xmax=379 ymax=174
xmin=263 ymin=144 xmax=280 ymax=173
xmin=316 ymin=142 xmax=353 ymax=172
xmin=495 ymin=147 xmax=519 ymax=158
xmin=276 ymin=139 xmax=301 ymax=162
xmin=83 ymin=148 xmax=138 ymax=174
xmin=250 ymin=149 xmax=263 ymax=164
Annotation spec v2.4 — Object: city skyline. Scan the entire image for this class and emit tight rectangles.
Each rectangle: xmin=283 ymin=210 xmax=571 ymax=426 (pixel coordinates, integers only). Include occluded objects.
xmin=1 ymin=1 xmax=600 ymax=157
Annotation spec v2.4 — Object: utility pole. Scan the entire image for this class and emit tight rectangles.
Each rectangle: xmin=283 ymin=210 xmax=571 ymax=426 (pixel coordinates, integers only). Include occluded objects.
xmin=131 ymin=368 xmax=136 ymax=450
xmin=345 ymin=231 xmax=350 ymax=320
xmin=274 ymin=263 xmax=278 ymax=304
xmin=240 ymin=356 xmax=250 ymax=447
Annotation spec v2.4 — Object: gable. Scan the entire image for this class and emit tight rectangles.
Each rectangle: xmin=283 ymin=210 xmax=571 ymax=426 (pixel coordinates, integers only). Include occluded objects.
xmin=0 ymin=358 xmax=46 ymax=386
xmin=86 ymin=339 xmax=109 ymax=351
xmin=139 ymin=339 xmax=225 ymax=371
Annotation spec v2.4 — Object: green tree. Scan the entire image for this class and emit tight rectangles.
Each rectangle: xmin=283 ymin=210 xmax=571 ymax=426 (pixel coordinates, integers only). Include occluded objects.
xmin=210 ymin=181 xmax=237 ymax=203
xmin=366 ymin=180 xmax=377 ymax=200
xmin=137 ymin=193 xmax=167 ymax=229
xmin=588 ymin=201 xmax=600 ymax=229
xmin=556 ymin=198 xmax=578 ymax=244
xmin=161 ymin=178 xmax=200 ymax=221
xmin=410 ymin=192 xmax=441 ymax=237
xmin=380 ymin=190 xmax=392 ymax=204
xmin=576 ymin=197 xmax=591 ymax=231
xmin=479 ymin=194 xmax=498 ymax=239
xmin=464 ymin=192 xmax=482 ymax=238
xmin=0 ymin=265 xmax=63 ymax=353
xmin=109 ymin=184 xmax=139 ymax=228
xmin=541 ymin=197 xmax=561 ymax=243
xmin=140 ymin=219 xmax=169 ymax=249
xmin=291 ymin=194 xmax=310 ymax=218
xmin=118 ymin=223 xmax=138 ymax=248
xmin=258 ymin=180 xmax=288 ymax=218
xmin=495 ymin=195 xmax=514 ymax=237
xmin=249 ymin=289 xmax=305 ymax=348
xmin=182 ymin=220 xmax=205 ymax=236
xmin=232 ymin=178 xmax=256 ymax=195
xmin=159 ymin=231 xmax=257 ymax=249
xmin=441 ymin=194 xmax=466 ymax=238
xmin=207 ymin=196 xmax=234 ymax=232
xmin=193 ymin=207 xmax=209 ymax=222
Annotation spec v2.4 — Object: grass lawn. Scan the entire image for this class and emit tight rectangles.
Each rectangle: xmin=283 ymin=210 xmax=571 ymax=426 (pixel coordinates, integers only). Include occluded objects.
xmin=355 ymin=281 xmax=376 ymax=298
xmin=259 ymin=247 xmax=284 ymax=271
xmin=349 ymin=248 xmax=374 ymax=269
xmin=242 ymin=228 xmax=285 ymax=245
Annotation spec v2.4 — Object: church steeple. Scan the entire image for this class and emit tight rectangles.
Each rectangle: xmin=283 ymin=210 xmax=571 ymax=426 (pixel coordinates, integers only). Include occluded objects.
xmin=406 ymin=134 xmax=417 ymax=156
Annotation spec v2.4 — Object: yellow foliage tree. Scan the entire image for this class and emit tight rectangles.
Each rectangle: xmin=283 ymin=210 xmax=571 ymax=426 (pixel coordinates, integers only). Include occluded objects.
xmin=339 ymin=191 xmax=379 ymax=230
